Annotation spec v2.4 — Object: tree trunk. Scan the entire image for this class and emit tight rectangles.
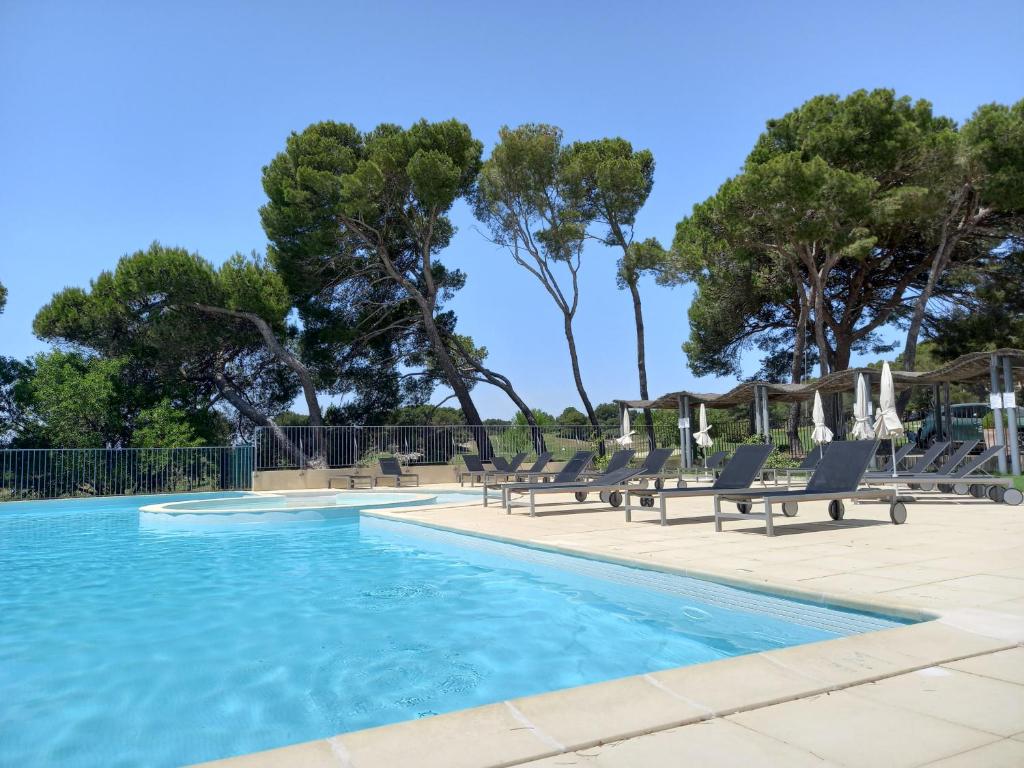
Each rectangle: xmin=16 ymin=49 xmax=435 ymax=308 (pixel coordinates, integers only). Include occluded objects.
xmin=562 ymin=314 xmax=603 ymax=455
xmin=897 ymin=228 xmax=959 ymax=415
xmin=191 ymin=303 xmax=324 ymax=426
xmin=788 ymin=284 xmax=811 ymax=452
xmin=416 ymin=303 xmax=495 ymax=459
xmin=211 ymin=368 xmax=308 ymax=468
xmin=451 ymin=344 xmax=547 ymax=454
xmin=626 ymin=279 xmax=657 ymax=451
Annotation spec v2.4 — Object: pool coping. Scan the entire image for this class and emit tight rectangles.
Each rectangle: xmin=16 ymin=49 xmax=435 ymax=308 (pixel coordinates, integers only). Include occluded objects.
xmin=138 ymin=489 xmax=485 ymax=517
xmin=195 ymin=496 xmax=1024 ymax=768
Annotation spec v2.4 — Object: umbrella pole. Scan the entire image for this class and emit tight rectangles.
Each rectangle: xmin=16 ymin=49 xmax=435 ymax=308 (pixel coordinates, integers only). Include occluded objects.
xmin=891 ymin=439 xmax=898 ymax=478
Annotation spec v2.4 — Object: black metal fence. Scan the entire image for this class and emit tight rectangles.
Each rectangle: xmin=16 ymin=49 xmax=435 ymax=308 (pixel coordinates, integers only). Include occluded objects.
xmin=0 ymin=446 xmax=254 ymax=502
xmin=252 ymin=420 xmax=890 ymax=471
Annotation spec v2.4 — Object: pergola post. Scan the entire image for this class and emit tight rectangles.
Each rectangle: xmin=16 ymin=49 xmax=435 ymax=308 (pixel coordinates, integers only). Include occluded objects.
xmin=677 ymin=394 xmax=692 ymax=470
xmin=1002 ymin=356 xmax=1021 ymax=476
xmin=753 ymin=386 xmax=764 ymax=439
xmin=760 ymin=385 xmax=772 ymax=444
xmin=991 ymin=354 xmax=1008 ymax=474
xmin=943 ymin=382 xmax=952 ymax=450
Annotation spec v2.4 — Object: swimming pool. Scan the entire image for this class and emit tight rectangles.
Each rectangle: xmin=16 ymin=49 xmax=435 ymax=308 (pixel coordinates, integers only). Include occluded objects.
xmin=0 ymin=492 xmax=908 ymax=766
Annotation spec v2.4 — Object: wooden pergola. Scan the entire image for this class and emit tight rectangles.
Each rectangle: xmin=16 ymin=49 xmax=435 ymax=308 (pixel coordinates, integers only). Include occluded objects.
xmin=617 ymin=349 xmax=1024 ymax=474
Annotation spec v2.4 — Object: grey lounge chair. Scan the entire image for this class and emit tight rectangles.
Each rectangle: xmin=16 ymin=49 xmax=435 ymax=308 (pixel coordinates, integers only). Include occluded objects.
xmin=515 ymin=452 xmax=553 ymax=477
xmin=581 ymin=449 xmax=635 ymax=478
xmin=624 ymin=444 xmax=775 ymax=526
xmin=509 ymin=448 xmax=673 ymax=516
xmin=498 ymin=451 xmax=596 ymax=510
xmin=505 ymin=450 xmax=593 ymax=484
xmin=774 ymin=444 xmax=829 ymax=485
xmin=876 ymin=442 xmax=915 ymax=474
xmin=481 ymin=452 xmax=553 ymax=506
xmin=458 ymin=454 xmax=488 ymax=487
xmin=491 ymin=452 xmax=528 ymax=473
xmin=931 ymin=440 xmax=980 ymax=476
xmin=864 ymin=445 xmax=1021 ymax=505
xmin=713 ymin=440 xmax=903 ymax=536
xmin=374 ymin=457 xmax=419 ymax=487
xmin=864 ymin=441 xmax=949 ymax=479
xmin=679 ymin=450 xmax=727 ymax=479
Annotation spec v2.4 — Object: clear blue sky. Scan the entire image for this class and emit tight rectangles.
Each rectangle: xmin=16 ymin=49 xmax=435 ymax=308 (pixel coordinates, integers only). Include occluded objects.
xmin=2 ymin=0 xmax=1022 ymax=418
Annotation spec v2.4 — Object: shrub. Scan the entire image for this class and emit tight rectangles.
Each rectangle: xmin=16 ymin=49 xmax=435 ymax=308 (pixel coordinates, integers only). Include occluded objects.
xmin=740 ymin=434 xmax=798 ymax=469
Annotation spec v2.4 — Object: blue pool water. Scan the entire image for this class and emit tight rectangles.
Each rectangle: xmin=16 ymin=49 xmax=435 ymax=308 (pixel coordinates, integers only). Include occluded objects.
xmin=0 ymin=492 xmax=906 ymax=767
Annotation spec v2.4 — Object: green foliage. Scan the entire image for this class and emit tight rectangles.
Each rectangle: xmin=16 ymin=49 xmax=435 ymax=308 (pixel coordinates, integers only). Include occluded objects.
xmin=928 ymin=244 xmax=1024 ymax=356
xmin=0 ymin=280 xmax=6 ymax=314
xmin=557 ymin=407 xmax=588 ymax=426
xmin=475 ymin=124 xmax=587 ymax=263
xmin=0 ymin=356 xmax=33 ymax=447
xmin=662 ymin=88 xmax=1013 ymax=380
xmin=132 ymin=400 xmax=205 ymax=448
xmin=260 ymin=119 xmax=487 ymax=422
xmin=594 ymin=402 xmax=620 ymax=425
xmin=18 ymin=351 xmax=225 ymax=449
xmin=33 ymin=243 xmax=303 ymax=440
xmin=741 ymin=434 xmax=798 ymax=469
xmin=28 ymin=352 xmax=132 ymax=448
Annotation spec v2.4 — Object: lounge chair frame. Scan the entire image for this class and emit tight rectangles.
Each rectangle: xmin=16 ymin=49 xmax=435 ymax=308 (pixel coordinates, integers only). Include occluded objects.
xmin=507 ymin=449 xmax=674 ymax=517
xmin=713 ymin=441 xmax=904 ymax=537
xmin=623 ymin=444 xmax=775 ymax=526
xmin=374 ymin=457 xmax=419 ymax=487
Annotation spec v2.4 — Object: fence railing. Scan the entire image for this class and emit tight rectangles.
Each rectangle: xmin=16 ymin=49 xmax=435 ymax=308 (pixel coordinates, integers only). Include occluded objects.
xmin=253 ymin=420 xmax=893 ymax=471
xmin=0 ymin=446 xmax=254 ymax=502
xmin=1 ymin=418 xmax=915 ymax=501
xmin=253 ymin=424 xmax=665 ymax=470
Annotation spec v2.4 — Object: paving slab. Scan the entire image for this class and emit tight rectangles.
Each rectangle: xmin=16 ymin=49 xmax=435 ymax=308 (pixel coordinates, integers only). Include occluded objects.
xmin=846 ymin=666 xmax=1024 ymax=737
xmin=728 ymin=689 xmax=998 ymax=768
xmin=944 ymin=647 xmax=1024 ymax=685
xmin=922 ymin=738 xmax=1024 ymax=767
xmin=517 ymin=718 xmax=838 ymax=767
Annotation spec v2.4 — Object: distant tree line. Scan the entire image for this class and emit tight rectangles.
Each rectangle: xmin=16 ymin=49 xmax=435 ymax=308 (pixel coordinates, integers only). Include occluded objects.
xmin=1 ymin=90 xmax=1020 ymax=453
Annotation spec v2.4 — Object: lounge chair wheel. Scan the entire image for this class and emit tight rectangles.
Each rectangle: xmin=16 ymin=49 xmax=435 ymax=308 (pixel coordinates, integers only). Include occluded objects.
xmin=598 ymin=490 xmax=610 ymax=503
xmin=736 ymin=501 xmax=752 ymax=514
xmin=574 ymin=491 xmax=588 ymax=503
xmin=781 ymin=502 xmax=798 ymax=517
xmin=907 ymin=483 xmax=920 ymax=491
xmin=988 ymin=486 xmax=1004 ymax=502
xmin=608 ymin=491 xmax=623 ymax=508
xmin=676 ymin=479 xmax=687 ymax=489
xmin=889 ymin=501 xmax=908 ymax=524
xmin=638 ymin=479 xmax=649 ymax=489
xmin=1004 ymin=488 xmax=1024 ymax=506
xmin=952 ymin=482 xmax=969 ymax=496
xmin=654 ymin=478 xmax=664 ymax=490
xmin=640 ymin=496 xmax=654 ymax=508
xmin=828 ymin=500 xmax=845 ymax=520
xmin=969 ymin=484 xmax=985 ymax=498
xmin=938 ymin=483 xmax=953 ymax=494
xmin=918 ymin=482 xmax=935 ymax=492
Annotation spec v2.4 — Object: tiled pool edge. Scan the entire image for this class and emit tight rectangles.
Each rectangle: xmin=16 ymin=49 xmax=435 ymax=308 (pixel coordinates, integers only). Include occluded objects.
xmin=359 ymin=507 xmax=935 ymax=622
xmin=194 ymin=498 xmax=1024 ymax=768
xmin=196 ymin=624 xmax=1020 ymax=768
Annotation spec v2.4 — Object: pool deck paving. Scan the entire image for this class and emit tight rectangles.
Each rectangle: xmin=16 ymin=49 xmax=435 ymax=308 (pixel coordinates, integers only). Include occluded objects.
xmin=200 ymin=482 xmax=1024 ymax=768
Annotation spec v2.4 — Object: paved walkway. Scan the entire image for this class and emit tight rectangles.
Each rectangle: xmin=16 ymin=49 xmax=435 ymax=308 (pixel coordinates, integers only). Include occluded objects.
xmin=204 ymin=483 xmax=1024 ymax=768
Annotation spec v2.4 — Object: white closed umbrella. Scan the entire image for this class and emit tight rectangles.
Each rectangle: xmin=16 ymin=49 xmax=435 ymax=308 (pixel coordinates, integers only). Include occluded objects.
xmin=614 ymin=407 xmax=635 ymax=449
xmin=811 ymin=390 xmax=833 ymax=460
xmin=874 ymin=361 xmax=905 ymax=477
xmin=694 ymin=403 xmax=713 ymax=466
xmin=852 ymin=373 xmax=874 ymax=439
